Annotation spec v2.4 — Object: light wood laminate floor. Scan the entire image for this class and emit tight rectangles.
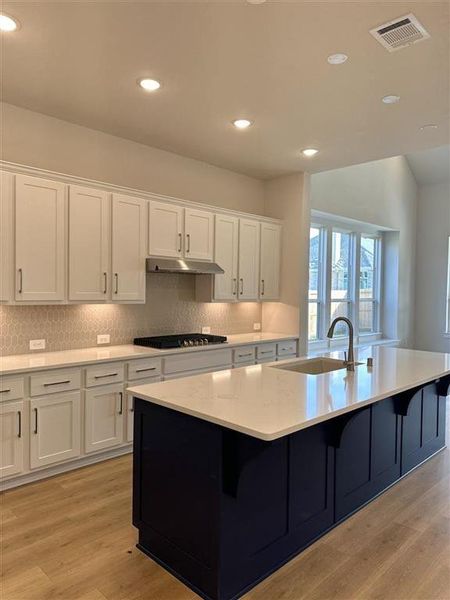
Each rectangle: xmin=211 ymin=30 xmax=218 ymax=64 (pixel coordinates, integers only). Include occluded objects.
xmin=2 ymin=404 xmax=449 ymax=600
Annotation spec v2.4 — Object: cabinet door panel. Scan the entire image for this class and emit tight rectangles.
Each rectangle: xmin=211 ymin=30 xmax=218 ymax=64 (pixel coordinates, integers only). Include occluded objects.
xmin=126 ymin=376 xmax=161 ymax=442
xmin=289 ymin=422 xmax=334 ymax=546
xmin=238 ymin=219 xmax=260 ymax=301
xmin=15 ymin=175 xmax=66 ymax=301
xmin=30 ymin=392 xmax=81 ymax=469
xmin=260 ymin=223 xmax=281 ymax=300
xmin=213 ymin=215 xmax=239 ymax=301
xmin=112 ymin=194 xmax=146 ymax=302
xmin=85 ymin=384 xmax=124 ymax=453
xmin=401 ymin=384 xmax=445 ymax=475
xmin=0 ymin=171 xmax=13 ymax=302
xmin=69 ymin=185 xmax=110 ymax=301
xmin=149 ymin=201 xmax=183 ymax=258
xmin=0 ymin=401 xmax=24 ymax=478
xmin=184 ymin=208 xmax=214 ymax=261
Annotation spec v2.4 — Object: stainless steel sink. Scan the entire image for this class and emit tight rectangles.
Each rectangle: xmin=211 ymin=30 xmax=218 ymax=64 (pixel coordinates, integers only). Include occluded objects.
xmin=273 ymin=357 xmax=360 ymax=375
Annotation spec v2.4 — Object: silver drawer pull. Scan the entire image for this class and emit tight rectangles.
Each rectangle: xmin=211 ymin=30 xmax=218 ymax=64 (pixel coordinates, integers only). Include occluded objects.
xmin=0 ymin=389 xmax=12 ymax=394
xmin=135 ymin=367 xmax=157 ymax=373
xmin=260 ymin=351 xmax=273 ymax=355
xmin=281 ymin=347 xmax=293 ymax=352
xmin=43 ymin=380 xmax=71 ymax=387
xmin=238 ymin=353 xmax=253 ymax=358
xmin=94 ymin=372 xmax=118 ymax=379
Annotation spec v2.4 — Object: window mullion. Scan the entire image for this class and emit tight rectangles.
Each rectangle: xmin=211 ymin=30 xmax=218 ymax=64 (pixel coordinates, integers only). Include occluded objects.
xmin=353 ymin=233 xmax=361 ymax=340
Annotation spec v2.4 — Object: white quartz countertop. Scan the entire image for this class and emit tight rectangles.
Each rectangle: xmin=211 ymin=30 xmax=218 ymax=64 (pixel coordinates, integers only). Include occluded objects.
xmin=0 ymin=333 xmax=298 ymax=375
xmin=128 ymin=347 xmax=450 ymax=441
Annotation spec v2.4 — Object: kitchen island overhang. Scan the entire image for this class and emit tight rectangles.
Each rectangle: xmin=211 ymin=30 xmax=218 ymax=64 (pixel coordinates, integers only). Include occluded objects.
xmin=129 ymin=347 xmax=450 ymax=600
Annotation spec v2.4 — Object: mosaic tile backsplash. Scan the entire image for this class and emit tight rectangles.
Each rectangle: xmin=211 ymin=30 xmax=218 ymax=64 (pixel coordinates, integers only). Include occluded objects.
xmin=0 ymin=274 xmax=262 ymax=356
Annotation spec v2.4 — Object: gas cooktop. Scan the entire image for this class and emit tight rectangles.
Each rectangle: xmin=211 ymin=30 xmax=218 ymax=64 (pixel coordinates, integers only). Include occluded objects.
xmin=133 ymin=333 xmax=228 ymax=349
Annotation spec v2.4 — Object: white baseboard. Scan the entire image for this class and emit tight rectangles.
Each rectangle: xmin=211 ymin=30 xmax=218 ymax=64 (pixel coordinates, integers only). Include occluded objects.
xmin=1 ymin=445 xmax=133 ymax=491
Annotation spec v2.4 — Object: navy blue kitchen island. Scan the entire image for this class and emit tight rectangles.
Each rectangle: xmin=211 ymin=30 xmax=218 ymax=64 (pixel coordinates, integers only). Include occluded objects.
xmin=130 ymin=350 xmax=449 ymax=600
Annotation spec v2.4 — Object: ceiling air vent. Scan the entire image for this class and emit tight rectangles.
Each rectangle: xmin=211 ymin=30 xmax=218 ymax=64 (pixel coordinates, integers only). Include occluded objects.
xmin=370 ymin=14 xmax=430 ymax=52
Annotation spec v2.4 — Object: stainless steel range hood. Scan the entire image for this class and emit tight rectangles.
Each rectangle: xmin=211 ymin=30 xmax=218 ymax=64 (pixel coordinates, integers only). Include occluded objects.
xmin=146 ymin=257 xmax=224 ymax=275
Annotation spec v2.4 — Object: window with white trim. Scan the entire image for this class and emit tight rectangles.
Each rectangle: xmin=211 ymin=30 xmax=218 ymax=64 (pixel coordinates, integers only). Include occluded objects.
xmin=308 ymin=224 xmax=383 ymax=343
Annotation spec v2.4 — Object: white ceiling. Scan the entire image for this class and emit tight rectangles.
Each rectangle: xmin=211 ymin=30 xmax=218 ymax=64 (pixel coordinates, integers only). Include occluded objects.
xmin=406 ymin=145 xmax=450 ymax=185
xmin=2 ymin=0 xmax=449 ymax=179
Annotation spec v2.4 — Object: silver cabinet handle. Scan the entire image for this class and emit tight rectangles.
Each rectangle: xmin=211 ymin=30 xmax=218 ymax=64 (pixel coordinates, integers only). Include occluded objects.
xmin=135 ymin=367 xmax=156 ymax=373
xmin=114 ymin=273 xmax=119 ymax=294
xmin=186 ymin=233 xmax=191 ymax=253
xmin=178 ymin=232 xmax=182 ymax=253
xmin=18 ymin=268 xmax=23 ymax=293
xmin=0 ymin=389 xmax=11 ymax=394
xmin=238 ymin=353 xmax=253 ymax=358
xmin=17 ymin=411 xmax=22 ymax=438
xmin=43 ymin=380 xmax=71 ymax=387
xmin=118 ymin=392 xmax=123 ymax=415
xmin=261 ymin=279 xmax=265 ymax=296
xmin=232 ymin=278 xmax=237 ymax=296
xmin=94 ymin=372 xmax=118 ymax=379
xmin=103 ymin=272 xmax=107 ymax=294
xmin=33 ymin=408 xmax=38 ymax=434
xmin=260 ymin=350 xmax=273 ymax=355
xmin=240 ymin=278 xmax=244 ymax=295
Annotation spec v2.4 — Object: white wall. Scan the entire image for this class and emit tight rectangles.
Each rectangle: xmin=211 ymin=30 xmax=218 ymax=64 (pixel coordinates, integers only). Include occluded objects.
xmin=263 ymin=173 xmax=311 ymax=353
xmin=311 ymin=156 xmax=418 ymax=347
xmin=0 ymin=102 xmax=265 ymax=214
xmin=415 ymin=182 xmax=450 ymax=353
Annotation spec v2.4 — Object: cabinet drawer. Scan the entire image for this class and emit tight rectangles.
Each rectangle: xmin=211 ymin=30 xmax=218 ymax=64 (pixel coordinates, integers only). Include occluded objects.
xmin=256 ymin=344 xmax=276 ymax=361
xmin=233 ymin=346 xmax=256 ymax=364
xmin=128 ymin=358 xmax=162 ymax=381
xmin=30 ymin=369 xmax=81 ymax=397
xmin=0 ymin=377 xmax=25 ymax=402
xmin=85 ymin=362 xmax=124 ymax=387
xmin=277 ymin=340 xmax=297 ymax=357
xmin=164 ymin=349 xmax=232 ymax=375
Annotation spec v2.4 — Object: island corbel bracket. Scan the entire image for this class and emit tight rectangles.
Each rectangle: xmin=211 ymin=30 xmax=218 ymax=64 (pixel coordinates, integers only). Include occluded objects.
xmin=327 ymin=408 xmax=367 ymax=448
xmin=436 ymin=375 xmax=450 ymax=397
xmin=222 ymin=430 xmax=272 ymax=498
xmin=393 ymin=384 xmax=427 ymax=416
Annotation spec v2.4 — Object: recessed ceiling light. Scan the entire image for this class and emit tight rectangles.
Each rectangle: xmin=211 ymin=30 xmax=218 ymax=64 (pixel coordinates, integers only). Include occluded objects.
xmin=420 ymin=123 xmax=438 ymax=131
xmin=382 ymin=95 xmax=400 ymax=104
xmin=0 ymin=14 xmax=19 ymax=32
xmin=302 ymin=148 xmax=319 ymax=157
xmin=232 ymin=119 xmax=253 ymax=129
xmin=327 ymin=53 xmax=348 ymax=65
xmin=246 ymin=0 xmax=267 ymax=4
xmin=138 ymin=78 xmax=161 ymax=92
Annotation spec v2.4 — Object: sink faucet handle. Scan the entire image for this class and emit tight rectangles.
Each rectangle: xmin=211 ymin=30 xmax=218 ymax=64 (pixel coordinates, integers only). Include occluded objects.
xmin=344 ymin=351 xmax=348 ymax=363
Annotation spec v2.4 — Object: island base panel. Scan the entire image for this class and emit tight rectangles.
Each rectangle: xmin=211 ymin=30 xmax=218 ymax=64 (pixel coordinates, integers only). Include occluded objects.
xmin=132 ymin=382 xmax=446 ymax=600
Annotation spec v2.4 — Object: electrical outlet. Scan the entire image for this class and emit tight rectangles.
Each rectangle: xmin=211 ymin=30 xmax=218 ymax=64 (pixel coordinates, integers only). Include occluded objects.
xmin=201 ymin=326 xmax=211 ymax=335
xmin=253 ymin=323 xmax=261 ymax=331
xmin=29 ymin=339 xmax=46 ymax=351
xmin=97 ymin=334 xmax=111 ymax=345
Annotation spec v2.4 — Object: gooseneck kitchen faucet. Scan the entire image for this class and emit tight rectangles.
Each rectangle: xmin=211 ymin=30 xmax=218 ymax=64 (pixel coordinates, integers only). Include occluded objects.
xmin=327 ymin=317 xmax=355 ymax=371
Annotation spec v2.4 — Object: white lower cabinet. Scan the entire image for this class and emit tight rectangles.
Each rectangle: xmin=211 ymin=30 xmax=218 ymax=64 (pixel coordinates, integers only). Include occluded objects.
xmin=85 ymin=384 xmax=124 ymax=453
xmin=0 ymin=400 xmax=24 ymax=478
xmin=30 ymin=392 xmax=81 ymax=469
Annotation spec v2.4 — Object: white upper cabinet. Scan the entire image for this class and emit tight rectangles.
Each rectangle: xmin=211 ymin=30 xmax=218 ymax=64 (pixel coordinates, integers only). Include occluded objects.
xmin=184 ymin=208 xmax=214 ymax=261
xmin=15 ymin=175 xmax=66 ymax=302
xmin=260 ymin=222 xmax=281 ymax=301
xmin=69 ymin=185 xmax=110 ymax=301
xmin=112 ymin=194 xmax=146 ymax=302
xmin=0 ymin=172 xmax=13 ymax=302
xmin=238 ymin=218 xmax=260 ymax=301
xmin=149 ymin=200 xmax=184 ymax=258
xmin=213 ymin=214 xmax=239 ymax=301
